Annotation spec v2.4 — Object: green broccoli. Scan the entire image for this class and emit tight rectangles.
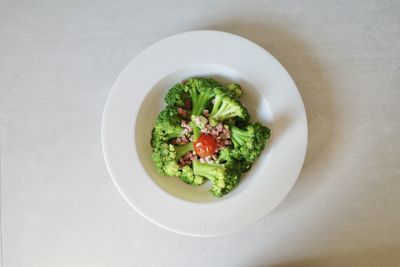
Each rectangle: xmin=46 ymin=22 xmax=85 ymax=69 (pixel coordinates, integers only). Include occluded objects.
xmin=208 ymin=90 xmax=250 ymax=126
xmin=151 ymin=106 xmax=183 ymax=148
xmin=217 ymin=147 xmax=252 ymax=173
xmin=192 ymin=124 xmax=201 ymax=141
xmin=151 ymin=77 xmax=271 ymax=198
xmin=164 ymin=83 xmax=190 ymax=108
xmin=226 ymin=83 xmax=242 ymax=99
xmin=151 ymin=141 xmax=195 ymax=176
xmin=174 ymin=142 xmax=193 ymax=160
xmin=151 ymin=143 xmax=181 ymax=177
xmin=192 ymin=160 xmax=241 ymax=197
xmin=152 ymin=139 xmax=204 ymax=186
xmin=230 ymin=122 xmax=271 ymax=162
xmin=179 ymin=165 xmax=206 ymax=185
xmin=184 ymin=78 xmax=222 ymax=116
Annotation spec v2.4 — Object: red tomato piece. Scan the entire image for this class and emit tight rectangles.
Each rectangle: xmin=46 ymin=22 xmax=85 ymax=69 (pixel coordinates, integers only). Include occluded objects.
xmin=194 ymin=133 xmax=217 ymax=158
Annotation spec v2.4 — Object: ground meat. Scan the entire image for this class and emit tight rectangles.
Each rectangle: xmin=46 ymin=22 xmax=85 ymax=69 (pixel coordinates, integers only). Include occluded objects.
xmin=177 ymin=108 xmax=187 ymax=117
xmin=180 ymin=120 xmax=193 ymax=140
xmin=179 ymin=158 xmax=185 ymax=166
xmin=216 ymin=123 xmax=223 ymax=132
xmin=201 ymin=128 xmax=208 ymax=133
xmin=181 ymin=135 xmax=188 ymax=143
xmin=211 ymin=129 xmax=219 ymax=136
xmin=223 ymin=129 xmax=230 ymax=138
xmin=185 ymin=99 xmax=191 ymax=110
xmin=181 ymin=120 xmax=189 ymax=128
xmin=184 ymin=152 xmax=192 ymax=160
xmin=179 ymin=151 xmax=196 ymax=167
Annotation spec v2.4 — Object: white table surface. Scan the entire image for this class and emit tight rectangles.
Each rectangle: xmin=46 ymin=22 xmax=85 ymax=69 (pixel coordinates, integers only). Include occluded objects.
xmin=1 ymin=1 xmax=400 ymax=266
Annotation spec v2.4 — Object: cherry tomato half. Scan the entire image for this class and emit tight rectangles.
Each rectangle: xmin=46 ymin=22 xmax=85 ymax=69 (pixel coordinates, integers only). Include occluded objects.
xmin=194 ymin=133 xmax=217 ymax=158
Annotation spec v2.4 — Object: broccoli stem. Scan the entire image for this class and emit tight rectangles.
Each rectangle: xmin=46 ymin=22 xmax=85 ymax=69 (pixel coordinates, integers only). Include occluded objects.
xmin=193 ymin=125 xmax=201 ymax=141
xmin=192 ymin=95 xmax=210 ymax=116
xmin=193 ymin=160 xmax=227 ymax=196
xmin=174 ymin=143 xmax=193 ymax=160
xmin=210 ymin=94 xmax=224 ymax=117
xmin=190 ymin=89 xmax=214 ymax=116
xmin=192 ymin=161 xmax=223 ymax=182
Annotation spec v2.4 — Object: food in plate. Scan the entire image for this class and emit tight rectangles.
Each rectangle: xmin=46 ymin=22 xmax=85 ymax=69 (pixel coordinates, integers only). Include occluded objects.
xmin=150 ymin=78 xmax=270 ymax=197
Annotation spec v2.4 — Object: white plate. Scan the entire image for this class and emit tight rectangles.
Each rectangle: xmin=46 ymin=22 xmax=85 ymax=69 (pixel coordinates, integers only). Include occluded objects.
xmin=102 ymin=30 xmax=307 ymax=236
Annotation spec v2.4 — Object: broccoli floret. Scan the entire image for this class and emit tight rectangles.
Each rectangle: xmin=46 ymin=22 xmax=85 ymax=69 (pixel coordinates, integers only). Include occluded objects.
xmin=185 ymin=77 xmax=222 ymax=89
xmin=164 ymin=83 xmax=190 ymax=108
xmin=230 ymin=122 xmax=271 ymax=162
xmin=217 ymin=148 xmax=252 ymax=173
xmin=152 ymin=135 xmax=206 ymax=187
xmin=151 ymin=106 xmax=183 ymax=148
xmin=192 ymin=160 xmax=241 ymax=197
xmin=151 ymin=141 xmax=195 ymax=176
xmin=208 ymin=90 xmax=250 ymax=126
xmin=179 ymin=165 xmax=206 ymax=185
xmin=156 ymin=105 xmax=182 ymax=126
xmin=151 ymin=139 xmax=204 ymax=185
xmin=184 ymin=78 xmax=222 ymax=116
xmin=152 ymin=143 xmax=181 ymax=176
xmin=226 ymin=83 xmax=242 ymax=99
